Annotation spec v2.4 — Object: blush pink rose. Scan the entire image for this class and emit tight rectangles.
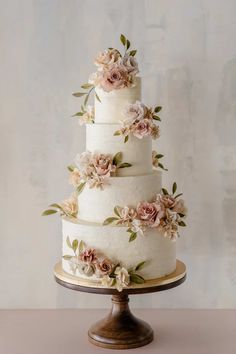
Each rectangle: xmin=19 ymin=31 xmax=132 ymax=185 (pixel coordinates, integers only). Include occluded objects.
xmin=93 ymin=154 xmax=116 ymax=177
xmin=97 ymin=258 xmax=114 ymax=275
xmin=132 ymin=119 xmax=152 ymax=139
xmin=99 ymin=63 xmax=129 ymax=92
xmin=136 ymin=201 xmax=161 ymax=227
xmin=124 ymin=101 xmax=147 ymax=123
xmin=80 ymin=249 xmax=97 ymax=264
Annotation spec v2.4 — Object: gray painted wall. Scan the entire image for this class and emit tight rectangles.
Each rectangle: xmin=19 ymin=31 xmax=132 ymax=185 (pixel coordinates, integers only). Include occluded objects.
xmin=1 ymin=0 xmax=236 ymax=308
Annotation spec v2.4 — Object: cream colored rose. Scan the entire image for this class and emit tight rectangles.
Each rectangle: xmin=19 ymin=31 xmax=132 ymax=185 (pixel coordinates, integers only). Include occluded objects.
xmin=60 ymin=195 xmax=78 ymax=217
xmin=95 ymin=49 xmax=121 ymax=68
xmin=101 ymin=275 xmax=114 ymax=288
xmin=69 ymin=168 xmax=81 ymax=187
xmin=115 ymin=267 xmax=130 ymax=292
xmin=116 ymin=206 xmax=137 ymax=225
xmin=79 ymin=106 xmax=94 ymax=126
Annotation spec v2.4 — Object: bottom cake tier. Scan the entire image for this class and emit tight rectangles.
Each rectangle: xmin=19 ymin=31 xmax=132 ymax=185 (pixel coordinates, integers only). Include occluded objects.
xmin=62 ymin=217 xmax=176 ymax=289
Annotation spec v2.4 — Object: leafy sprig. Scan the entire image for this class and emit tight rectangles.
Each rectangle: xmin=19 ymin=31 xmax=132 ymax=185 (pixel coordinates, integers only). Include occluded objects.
xmin=161 ymin=182 xmax=186 ymax=227
xmin=120 ymin=34 xmax=137 ymax=57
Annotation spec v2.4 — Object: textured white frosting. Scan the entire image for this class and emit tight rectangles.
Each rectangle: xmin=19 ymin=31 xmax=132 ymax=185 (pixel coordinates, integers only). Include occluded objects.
xmin=86 ymin=124 xmax=153 ymax=176
xmin=94 ymin=77 xmax=141 ymax=123
xmin=62 ymin=217 xmax=176 ymax=280
xmin=78 ymin=171 xmax=161 ymax=223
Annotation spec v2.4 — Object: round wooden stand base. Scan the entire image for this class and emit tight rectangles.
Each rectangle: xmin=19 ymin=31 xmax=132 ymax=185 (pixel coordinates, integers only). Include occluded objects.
xmin=88 ymin=294 xmax=153 ymax=349
xmin=54 ymin=260 xmax=186 ymax=350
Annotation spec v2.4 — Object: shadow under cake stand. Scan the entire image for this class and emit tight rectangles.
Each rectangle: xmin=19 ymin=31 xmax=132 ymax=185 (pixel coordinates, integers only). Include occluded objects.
xmin=54 ymin=259 xmax=186 ymax=350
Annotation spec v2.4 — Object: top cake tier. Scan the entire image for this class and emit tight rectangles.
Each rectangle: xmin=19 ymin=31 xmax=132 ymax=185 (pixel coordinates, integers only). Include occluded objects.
xmin=94 ymin=77 xmax=141 ymax=124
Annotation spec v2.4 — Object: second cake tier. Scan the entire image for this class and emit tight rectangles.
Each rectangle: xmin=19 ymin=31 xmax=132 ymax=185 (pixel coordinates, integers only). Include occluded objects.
xmin=78 ymin=171 xmax=161 ymax=223
xmin=86 ymin=123 xmax=153 ymax=176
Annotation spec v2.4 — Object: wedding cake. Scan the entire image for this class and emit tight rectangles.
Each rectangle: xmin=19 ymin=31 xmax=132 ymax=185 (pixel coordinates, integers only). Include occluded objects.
xmin=43 ymin=35 xmax=187 ymax=292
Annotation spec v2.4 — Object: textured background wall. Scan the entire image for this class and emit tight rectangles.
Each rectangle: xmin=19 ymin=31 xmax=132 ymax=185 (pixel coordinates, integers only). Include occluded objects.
xmin=1 ymin=0 xmax=236 ymax=309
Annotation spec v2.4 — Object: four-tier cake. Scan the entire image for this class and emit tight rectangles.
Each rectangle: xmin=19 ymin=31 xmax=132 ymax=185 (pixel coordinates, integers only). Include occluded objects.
xmin=43 ymin=35 xmax=187 ymax=292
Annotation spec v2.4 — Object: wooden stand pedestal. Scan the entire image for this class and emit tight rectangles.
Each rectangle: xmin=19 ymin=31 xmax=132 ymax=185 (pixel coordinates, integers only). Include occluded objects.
xmin=54 ymin=260 xmax=186 ymax=350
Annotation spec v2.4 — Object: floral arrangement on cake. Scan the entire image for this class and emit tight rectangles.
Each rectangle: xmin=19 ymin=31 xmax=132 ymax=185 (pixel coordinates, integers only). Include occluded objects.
xmin=114 ymin=101 xmax=161 ymax=143
xmin=64 ymin=236 xmax=146 ymax=291
xmin=68 ymin=151 xmax=132 ymax=192
xmin=42 ymin=195 xmax=78 ymax=218
xmin=71 ymin=34 xmax=138 ymax=120
xmin=103 ymin=182 xmax=187 ymax=242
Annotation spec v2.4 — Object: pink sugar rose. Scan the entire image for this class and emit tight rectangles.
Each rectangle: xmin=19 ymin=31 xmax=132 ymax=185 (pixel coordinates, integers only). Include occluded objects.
xmin=97 ymin=258 xmax=114 ymax=276
xmin=136 ymin=201 xmax=162 ymax=227
xmin=80 ymin=249 xmax=97 ymax=264
xmin=99 ymin=63 xmax=130 ymax=92
xmin=93 ymin=154 xmax=116 ymax=177
xmin=132 ymin=119 xmax=152 ymax=139
xmin=124 ymin=101 xmax=147 ymax=123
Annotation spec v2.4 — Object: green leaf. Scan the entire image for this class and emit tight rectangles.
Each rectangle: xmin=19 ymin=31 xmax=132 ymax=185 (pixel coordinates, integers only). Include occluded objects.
xmin=119 ymin=162 xmax=132 ymax=169
xmin=81 ymin=83 xmax=93 ymax=89
xmin=42 ymin=209 xmax=57 ymax=216
xmin=127 ymin=228 xmax=132 ymax=233
xmin=79 ymin=240 xmax=85 ymax=253
xmin=66 ymin=236 xmax=72 ymax=249
xmin=114 ymin=130 xmax=121 ymax=136
xmin=178 ymin=220 xmax=186 ymax=227
xmin=172 ymin=182 xmax=177 ymax=194
xmin=120 ymin=34 xmax=126 ymax=46
xmin=76 ymin=182 xmax=86 ymax=195
xmin=162 ymin=188 xmax=169 ymax=195
xmin=129 ymin=50 xmax=137 ymax=56
xmin=71 ymin=112 xmax=83 ymax=117
xmin=153 ymin=115 xmax=161 ymax=121
xmin=156 ymin=154 xmax=164 ymax=159
xmin=62 ymin=255 xmax=73 ymax=260
xmin=114 ymin=206 xmax=120 ymax=217
xmin=129 ymin=232 xmax=137 ymax=242
xmin=67 ymin=165 xmax=75 ymax=172
xmin=126 ymin=39 xmax=130 ymax=50
xmin=111 ymin=278 xmax=116 ymax=287
xmin=130 ymin=274 xmax=145 ymax=284
xmin=154 ymin=106 xmax=162 ymax=113
xmin=103 ymin=217 xmax=119 ymax=226
xmin=174 ymin=193 xmax=183 ymax=199
xmin=95 ymin=91 xmax=101 ymax=103
xmin=124 ymin=135 xmax=129 ymax=143
xmin=49 ymin=203 xmax=61 ymax=209
xmin=113 ymin=152 xmax=122 ymax=166
xmin=72 ymin=239 xmax=78 ymax=253
xmin=158 ymin=162 xmax=168 ymax=171
xmin=72 ymin=92 xmax=86 ymax=97
xmin=135 ymin=261 xmax=146 ymax=271
xmin=84 ymin=94 xmax=89 ymax=106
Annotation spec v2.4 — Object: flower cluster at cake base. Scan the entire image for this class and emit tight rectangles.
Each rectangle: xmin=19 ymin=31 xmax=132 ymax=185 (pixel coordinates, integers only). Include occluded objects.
xmin=63 ymin=237 xmax=146 ymax=292
xmin=68 ymin=151 xmax=132 ymax=192
xmin=114 ymin=101 xmax=161 ymax=143
xmin=103 ymin=182 xmax=187 ymax=241
xmin=42 ymin=195 xmax=78 ymax=218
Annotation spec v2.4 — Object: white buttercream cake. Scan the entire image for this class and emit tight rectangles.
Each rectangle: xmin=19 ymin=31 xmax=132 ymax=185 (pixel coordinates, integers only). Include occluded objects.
xmin=43 ymin=35 xmax=187 ymax=291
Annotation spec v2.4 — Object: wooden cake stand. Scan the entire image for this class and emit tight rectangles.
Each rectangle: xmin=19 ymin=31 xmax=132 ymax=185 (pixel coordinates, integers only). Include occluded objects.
xmin=54 ymin=259 xmax=186 ymax=350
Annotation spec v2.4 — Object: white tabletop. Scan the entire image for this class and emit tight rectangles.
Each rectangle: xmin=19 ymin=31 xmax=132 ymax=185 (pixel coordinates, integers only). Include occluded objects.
xmin=0 ymin=309 xmax=235 ymax=354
